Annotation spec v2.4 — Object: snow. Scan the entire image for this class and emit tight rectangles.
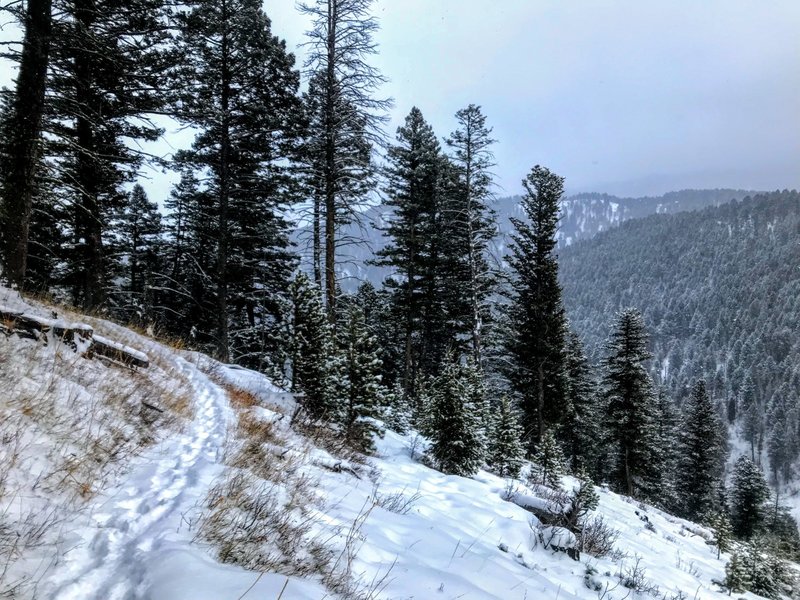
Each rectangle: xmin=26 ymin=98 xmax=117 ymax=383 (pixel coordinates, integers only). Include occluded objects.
xmin=0 ymin=285 xmax=782 ymax=599
xmin=92 ymin=333 xmax=150 ymax=365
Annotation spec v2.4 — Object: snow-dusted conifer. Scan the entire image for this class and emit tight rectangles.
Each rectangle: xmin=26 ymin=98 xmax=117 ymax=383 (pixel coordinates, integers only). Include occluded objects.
xmin=724 ymin=551 xmax=747 ymax=594
xmin=676 ymin=380 xmax=725 ymax=521
xmin=505 ymin=165 xmax=568 ymax=451
xmin=602 ymin=308 xmax=660 ymax=499
xmin=289 ymin=273 xmax=335 ymax=421
xmin=561 ymin=331 xmax=601 ymax=476
xmin=340 ymin=304 xmax=385 ymax=451
xmin=426 ymin=358 xmax=485 ymax=476
xmin=710 ymin=511 xmax=733 ymax=559
xmin=384 ymin=381 xmax=411 ymax=435
xmin=530 ymin=429 xmax=566 ymax=489
xmin=486 ymin=396 xmax=525 ymax=478
xmin=730 ymin=455 xmax=770 ymax=539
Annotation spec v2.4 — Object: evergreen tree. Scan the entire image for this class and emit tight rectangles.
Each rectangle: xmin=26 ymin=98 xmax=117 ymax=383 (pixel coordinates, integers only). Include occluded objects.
xmin=563 ymin=473 xmax=600 ymax=532
xmin=741 ymin=542 xmax=782 ymax=600
xmin=651 ymin=388 xmax=679 ymax=510
xmin=724 ymin=551 xmax=747 ymax=594
xmin=602 ymin=308 xmax=660 ymax=498
xmin=160 ymin=170 xmax=217 ymax=344
xmin=505 ymin=165 xmax=568 ymax=450
xmin=0 ymin=0 xmax=53 ymax=288
xmin=444 ymin=104 xmax=497 ymax=365
xmin=739 ymin=375 xmax=763 ymax=463
xmin=561 ymin=331 xmax=602 ymax=477
xmin=298 ymin=0 xmax=391 ymax=321
xmin=174 ymin=0 xmax=302 ymax=361
xmin=710 ymin=511 xmax=733 ymax=559
xmin=289 ymin=273 xmax=335 ymax=421
xmin=486 ymin=396 xmax=525 ymax=478
xmin=530 ymin=429 xmax=566 ymax=489
xmin=384 ymin=381 xmax=411 ymax=435
xmin=107 ymin=184 xmax=163 ymax=325
xmin=426 ymin=358 xmax=485 ymax=477
xmin=340 ymin=304 xmax=385 ymax=451
xmin=45 ymin=0 xmax=168 ymax=309
xmin=730 ymin=455 xmax=770 ymax=539
xmin=376 ymin=107 xmax=454 ymax=395
xmin=676 ymin=380 xmax=725 ymax=521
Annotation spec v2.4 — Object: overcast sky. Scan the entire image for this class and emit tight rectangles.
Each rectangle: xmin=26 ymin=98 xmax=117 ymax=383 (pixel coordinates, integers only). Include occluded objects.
xmin=269 ymin=0 xmax=800 ymax=197
xmin=1 ymin=0 xmax=798 ymax=198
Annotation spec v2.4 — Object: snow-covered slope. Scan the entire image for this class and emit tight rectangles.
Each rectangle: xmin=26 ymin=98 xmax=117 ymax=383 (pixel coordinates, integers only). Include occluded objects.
xmin=0 ymin=286 xmax=780 ymax=599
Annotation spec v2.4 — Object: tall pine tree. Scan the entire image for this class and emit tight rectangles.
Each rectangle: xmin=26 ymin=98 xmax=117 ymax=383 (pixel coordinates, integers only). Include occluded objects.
xmin=505 ymin=165 xmax=568 ymax=451
xmin=676 ymin=379 xmax=726 ymax=521
xmin=0 ymin=0 xmax=53 ymax=288
xmin=602 ymin=309 xmax=660 ymax=498
xmin=444 ymin=104 xmax=496 ymax=366
xmin=298 ymin=0 xmax=391 ymax=321
xmin=561 ymin=331 xmax=602 ymax=477
xmin=376 ymin=107 xmax=454 ymax=396
xmin=174 ymin=0 xmax=302 ymax=361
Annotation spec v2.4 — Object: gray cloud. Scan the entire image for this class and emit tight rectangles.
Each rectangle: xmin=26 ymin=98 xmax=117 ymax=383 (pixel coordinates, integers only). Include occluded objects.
xmin=2 ymin=1 xmax=798 ymax=199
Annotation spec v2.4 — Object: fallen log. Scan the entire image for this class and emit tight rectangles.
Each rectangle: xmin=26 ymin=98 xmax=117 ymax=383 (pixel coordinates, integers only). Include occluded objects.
xmin=0 ymin=305 xmax=149 ymax=369
xmin=93 ymin=334 xmax=150 ymax=369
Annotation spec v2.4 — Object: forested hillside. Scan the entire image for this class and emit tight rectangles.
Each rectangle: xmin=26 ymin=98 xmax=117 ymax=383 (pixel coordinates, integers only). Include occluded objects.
xmin=294 ymin=188 xmax=754 ymax=288
xmin=561 ymin=189 xmax=800 ymax=484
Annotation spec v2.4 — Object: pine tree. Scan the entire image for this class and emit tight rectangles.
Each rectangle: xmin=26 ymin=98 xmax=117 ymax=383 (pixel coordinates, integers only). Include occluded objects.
xmin=651 ymin=388 xmax=679 ymax=510
xmin=724 ymin=551 xmax=747 ymax=594
xmin=426 ymin=359 xmax=485 ymax=477
xmin=676 ymin=380 xmax=726 ymax=521
xmin=602 ymin=308 xmax=660 ymax=498
xmin=107 ymin=184 xmax=163 ymax=325
xmin=289 ymin=273 xmax=335 ymax=421
xmin=376 ymin=107 xmax=454 ymax=395
xmin=384 ymin=381 xmax=411 ymax=435
xmin=298 ymin=0 xmax=391 ymax=321
xmin=505 ymin=165 xmax=568 ymax=451
xmin=710 ymin=511 xmax=734 ymax=559
xmin=740 ymin=375 xmax=763 ymax=463
xmin=340 ymin=304 xmax=385 ymax=451
xmin=561 ymin=331 xmax=602 ymax=477
xmin=444 ymin=104 xmax=497 ymax=366
xmin=45 ymin=0 xmax=169 ymax=309
xmin=486 ymin=396 xmax=525 ymax=478
xmin=160 ymin=170 xmax=217 ymax=345
xmin=741 ymin=542 xmax=782 ymax=600
xmin=530 ymin=429 xmax=566 ymax=489
xmin=730 ymin=455 xmax=770 ymax=539
xmin=563 ymin=473 xmax=600 ymax=532
xmin=0 ymin=0 xmax=53 ymax=288
xmin=174 ymin=0 xmax=302 ymax=361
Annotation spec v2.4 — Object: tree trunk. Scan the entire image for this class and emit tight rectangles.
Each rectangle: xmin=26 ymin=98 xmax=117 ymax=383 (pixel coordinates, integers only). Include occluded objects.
xmin=216 ymin=0 xmax=231 ymax=361
xmin=313 ymin=189 xmax=322 ymax=289
xmin=74 ymin=0 xmax=104 ymax=310
xmin=0 ymin=0 xmax=52 ymax=289
xmin=323 ymin=0 xmax=337 ymax=324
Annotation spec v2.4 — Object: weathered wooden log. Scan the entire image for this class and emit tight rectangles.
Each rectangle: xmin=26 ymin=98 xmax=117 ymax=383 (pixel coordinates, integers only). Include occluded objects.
xmin=92 ymin=334 xmax=150 ymax=369
xmin=0 ymin=306 xmax=149 ymax=369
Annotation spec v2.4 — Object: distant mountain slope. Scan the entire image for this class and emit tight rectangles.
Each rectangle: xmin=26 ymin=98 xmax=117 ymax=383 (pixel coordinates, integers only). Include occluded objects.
xmin=559 ymin=189 xmax=800 ymax=411
xmin=293 ymin=189 xmax=755 ymax=287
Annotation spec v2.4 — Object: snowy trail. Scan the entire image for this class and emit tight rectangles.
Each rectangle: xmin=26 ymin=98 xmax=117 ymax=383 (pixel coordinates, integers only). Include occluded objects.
xmin=42 ymin=355 xmax=229 ymax=600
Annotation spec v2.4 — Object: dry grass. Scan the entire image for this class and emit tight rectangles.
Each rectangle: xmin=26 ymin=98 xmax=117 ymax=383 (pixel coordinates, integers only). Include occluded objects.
xmin=0 ymin=316 xmax=196 ymax=596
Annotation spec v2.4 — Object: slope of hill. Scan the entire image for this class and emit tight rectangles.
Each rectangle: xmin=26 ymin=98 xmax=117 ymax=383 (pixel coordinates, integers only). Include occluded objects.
xmin=559 ymin=190 xmax=800 ymax=498
xmin=0 ymin=285 xmax=782 ymax=599
xmin=294 ymin=189 xmax=755 ymax=288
